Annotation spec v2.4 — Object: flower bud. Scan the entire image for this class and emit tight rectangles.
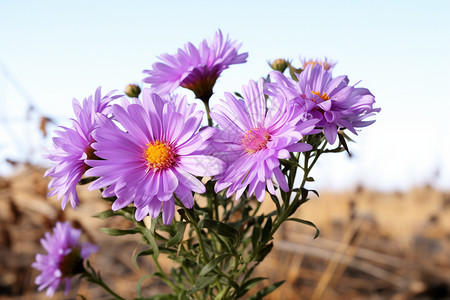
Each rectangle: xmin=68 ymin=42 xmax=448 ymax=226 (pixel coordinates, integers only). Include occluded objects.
xmin=125 ymin=84 xmax=141 ymax=98
xmin=269 ymin=59 xmax=289 ymax=73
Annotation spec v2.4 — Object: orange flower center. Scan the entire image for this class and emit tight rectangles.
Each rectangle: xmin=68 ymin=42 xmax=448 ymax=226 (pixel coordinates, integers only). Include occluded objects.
xmin=311 ymin=90 xmax=330 ymax=103
xmin=145 ymin=140 xmax=176 ymax=172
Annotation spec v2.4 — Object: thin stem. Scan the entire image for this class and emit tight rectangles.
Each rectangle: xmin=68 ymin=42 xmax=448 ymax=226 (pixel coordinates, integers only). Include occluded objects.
xmin=203 ymin=100 xmax=213 ymax=127
xmin=82 ymin=265 xmax=125 ymax=300
xmin=152 ymin=255 xmax=180 ymax=292
xmin=185 ymin=208 xmax=209 ymax=264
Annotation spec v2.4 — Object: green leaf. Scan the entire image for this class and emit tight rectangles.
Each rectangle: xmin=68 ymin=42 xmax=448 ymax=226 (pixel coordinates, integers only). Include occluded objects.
xmin=141 ymin=228 xmax=160 ymax=259
xmin=262 ymin=216 xmax=272 ymax=242
xmin=188 ymin=275 xmax=218 ymax=294
xmin=100 ymin=228 xmax=140 ymax=236
xmin=269 ymin=193 xmax=282 ymax=214
xmin=166 ymin=222 xmax=187 ymax=247
xmin=136 ymin=274 xmax=153 ymax=298
xmin=92 ymin=209 xmax=120 ymax=220
xmin=234 ymin=92 xmax=243 ymax=99
xmin=78 ymin=176 xmax=97 ymax=185
xmin=200 ymin=219 xmax=239 ymax=244
xmin=255 ymin=242 xmax=273 ymax=262
xmin=199 ymin=254 xmax=231 ymax=277
xmin=251 ymin=219 xmax=262 ymax=250
xmin=338 ymin=132 xmax=352 ymax=157
xmin=305 ymin=177 xmax=315 ymax=182
xmin=132 ymin=247 xmax=177 ymax=269
xmin=287 ymin=218 xmax=320 ymax=239
xmin=247 ymin=280 xmax=285 ymax=300
xmin=237 ymin=277 xmax=268 ymax=298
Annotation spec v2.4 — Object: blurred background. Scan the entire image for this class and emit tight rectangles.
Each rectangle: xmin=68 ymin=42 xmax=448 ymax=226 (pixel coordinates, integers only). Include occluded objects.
xmin=0 ymin=1 xmax=449 ymax=299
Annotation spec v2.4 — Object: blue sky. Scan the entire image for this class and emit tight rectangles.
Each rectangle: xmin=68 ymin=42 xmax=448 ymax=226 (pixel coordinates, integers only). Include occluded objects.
xmin=1 ymin=0 xmax=449 ymax=191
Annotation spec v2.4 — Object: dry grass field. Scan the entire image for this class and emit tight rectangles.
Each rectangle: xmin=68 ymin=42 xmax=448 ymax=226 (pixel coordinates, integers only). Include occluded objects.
xmin=1 ymin=164 xmax=449 ymax=299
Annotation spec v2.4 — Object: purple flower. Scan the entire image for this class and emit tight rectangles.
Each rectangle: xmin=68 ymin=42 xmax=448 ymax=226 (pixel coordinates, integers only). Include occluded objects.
xmin=300 ymin=56 xmax=336 ymax=71
xmin=210 ymin=79 xmax=318 ymax=202
xmin=32 ymin=222 xmax=98 ymax=297
xmin=271 ymin=64 xmax=380 ymax=144
xmin=85 ymin=89 xmax=225 ymax=225
xmin=142 ymin=30 xmax=248 ymax=100
xmin=45 ymin=88 xmax=119 ymax=210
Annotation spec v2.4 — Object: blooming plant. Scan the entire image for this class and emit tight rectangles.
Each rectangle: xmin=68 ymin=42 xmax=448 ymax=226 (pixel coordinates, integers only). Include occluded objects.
xmin=35 ymin=30 xmax=379 ymax=299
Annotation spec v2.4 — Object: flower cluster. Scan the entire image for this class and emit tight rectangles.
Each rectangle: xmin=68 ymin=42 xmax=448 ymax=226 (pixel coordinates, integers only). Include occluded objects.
xmin=32 ymin=222 xmax=98 ymax=297
xmin=38 ymin=30 xmax=380 ymax=299
xmin=44 ymin=31 xmax=379 ymax=225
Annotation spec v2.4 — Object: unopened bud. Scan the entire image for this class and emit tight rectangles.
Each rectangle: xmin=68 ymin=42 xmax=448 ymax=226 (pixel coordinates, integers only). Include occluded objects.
xmin=125 ymin=84 xmax=141 ymax=98
xmin=269 ymin=59 xmax=289 ymax=73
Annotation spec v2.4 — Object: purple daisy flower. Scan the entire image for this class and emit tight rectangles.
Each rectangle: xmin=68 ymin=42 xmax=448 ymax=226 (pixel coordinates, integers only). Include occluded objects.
xmin=210 ymin=79 xmax=318 ymax=202
xmin=142 ymin=30 xmax=248 ymax=100
xmin=271 ymin=64 xmax=380 ymax=144
xmin=300 ymin=56 xmax=336 ymax=71
xmin=85 ymin=89 xmax=225 ymax=225
xmin=32 ymin=222 xmax=98 ymax=297
xmin=45 ymin=88 xmax=119 ymax=210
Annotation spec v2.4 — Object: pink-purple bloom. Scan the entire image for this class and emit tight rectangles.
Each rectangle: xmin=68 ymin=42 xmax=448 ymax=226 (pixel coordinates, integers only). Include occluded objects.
xmin=142 ymin=30 xmax=248 ymax=100
xmin=211 ymin=79 xmax=318 ymax=202
xmin=271 ymin=64 xmax=380 ymax=144
xmin=85 ymin=89 xmax=225 ymax=224
xmin=32 ymin=222 xmax=98 ymax=297
xmin=45 ymin=88 xmax=119 ymax=210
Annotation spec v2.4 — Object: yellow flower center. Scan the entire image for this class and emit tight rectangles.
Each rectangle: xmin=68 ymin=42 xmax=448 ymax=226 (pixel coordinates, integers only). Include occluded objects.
xmin=145 ymin=140 xmax=176 ymax=172
xmin=311 ymin=90 xmax=330 ymax=102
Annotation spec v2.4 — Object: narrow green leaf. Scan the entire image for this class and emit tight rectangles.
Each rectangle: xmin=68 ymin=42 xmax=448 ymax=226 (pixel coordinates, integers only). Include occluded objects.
xmin=100 ymin=228 xmax=140 ymax=236
xmin=199 ymin=254 xmax=231 ymax=277
xmin=269 ymin=193 xmax=282 ymax=214
xmin=338 ymin=132 xmax=352 ymax=157
xmin=287 ymin=218 xmax=320 ymax=239
xmin=200 ymin=219 xmax=239 ymax=243
xmin=78 ymin=176 xmax=97 ymax=185
xmin=262 ymin=217 xmax=272 ymax=242
xmin=92 ymin=209 xmax=120 ymax=220
xmin=140 ymin=228 xmax=160 ymax=258
xmin=188 ymin=275 xmax=218 ymax=294
xmin=136 ymin=274 xmax=153 ymax=298
xmin=237 ymin=277 xmax=268 ymax=298
xmin=255 ymin=242 xmax=273 ymax=262
xmin=166 ymin=222 xmax=187 ymax=247
xmin=247 ymin=280 xmax=285 ymax=300
xmin=234 ymin=92 xmax=243 ymax=99
xmin=251 ymin=219 xmax=262 ymax=250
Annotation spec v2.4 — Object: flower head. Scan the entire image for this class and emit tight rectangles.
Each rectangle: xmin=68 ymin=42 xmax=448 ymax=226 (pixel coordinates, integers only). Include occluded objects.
xmin=45 ymin=88 xmax=119 ymax=210
xmin=300 ymin=56 xmax=336 ymax=71
xmin=211 ymin=79 xmax=318 ymax=202
xmin=32 ymin=222 xmax=98 ymax=297
xmin=142 ymin=30 xmax=248 ymax=101
xmin=271 ymin=64 xmax=380 ymax=144
xmin=85 ymin=89 xmax=225 ymax=224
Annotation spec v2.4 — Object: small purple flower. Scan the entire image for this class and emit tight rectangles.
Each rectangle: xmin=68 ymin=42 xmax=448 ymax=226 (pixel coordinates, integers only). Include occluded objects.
xmin=32 ymin=222 xmax=98 ymax=297
xmin=142 ymin=30 xmax=248 ymax=100
xmin=300 ymin=56 xmax=336 ymax=71
xmin=45 ymin=88 xmax=119 ymax=209
xmin=211 ymin=79 xmax=318 ymax=202
xmin=271 ymin=64 xmax=380 ymax=144
xmin=85 ymin=89 xmax=225 ymax=225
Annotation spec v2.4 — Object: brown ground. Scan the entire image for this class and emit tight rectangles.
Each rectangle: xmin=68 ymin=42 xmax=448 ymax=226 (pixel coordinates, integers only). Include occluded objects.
xmin=1 ymin=164 xmax=449 ymax=299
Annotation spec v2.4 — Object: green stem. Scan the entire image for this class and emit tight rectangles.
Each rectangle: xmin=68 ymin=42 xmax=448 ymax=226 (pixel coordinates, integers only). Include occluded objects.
xmin=152 ymin=255 xmax=180 ymax=292
xmin=83 ymin=264 xmax=125 ymax=300
xmin=204 ymin=100 xmax=213 ymax=127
